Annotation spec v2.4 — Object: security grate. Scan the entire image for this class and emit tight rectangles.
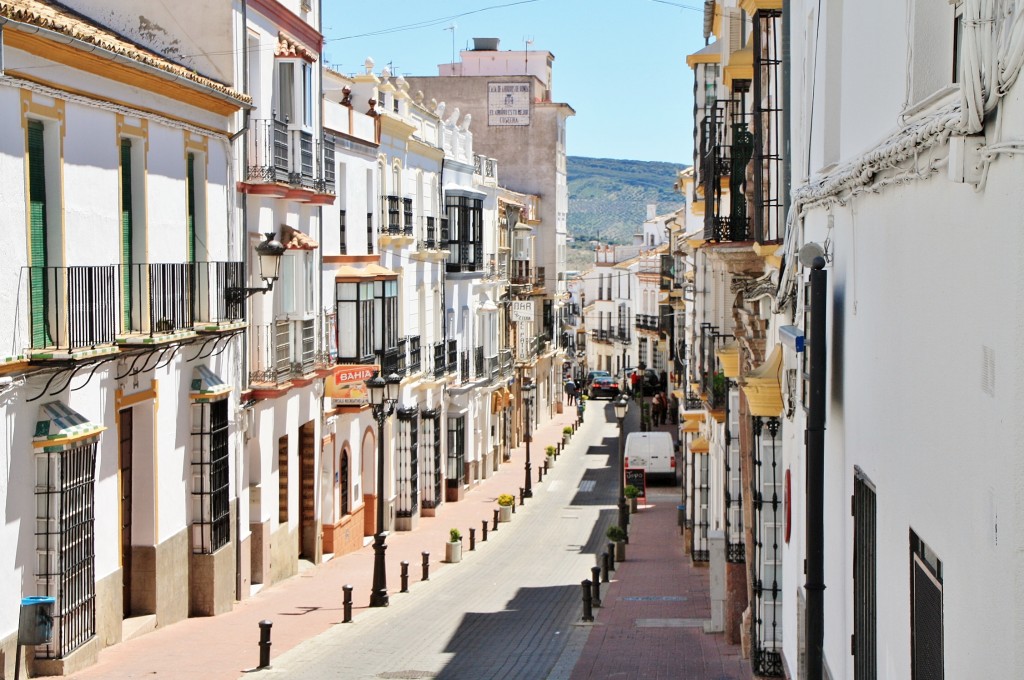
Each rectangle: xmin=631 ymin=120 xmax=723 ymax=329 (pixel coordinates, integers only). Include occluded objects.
xmin=191 ymin=400 xmax=230 ymax=554
xmin=447 ymin=416 xmax=465 ymax=491
xmin=692 ymin=449 xmax=710 ymax=562
xmin=853 ymin=471 xmax=877 ymax=680
xmin=395 ymin=410 xmax=419 ymax=518
xmin=35 ymin=442 xmax=97 ymax=659
xmin=752 ymin=417 xmax=784 ymax=676
xmin=752 ymin=8 xmax=784 ymax=244
xmin=911 ymin=533 xmax=944 ymax=680
xmin=420 ymin=410 xmax=442 ymax=509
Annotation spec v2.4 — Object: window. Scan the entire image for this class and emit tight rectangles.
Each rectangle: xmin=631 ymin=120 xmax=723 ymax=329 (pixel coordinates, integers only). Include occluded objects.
xmin=35 ymin=440 xmax=98 ymax=659
xmin=446 ymin=416 xmax=465 ymax=489
xmin=339 ymin=209 xmax=347 ymax=254
xmin=421 ymin=410 xmax=442 ymax=509
xmin=302 ymin=62 xmax=312 ymax=127
xmin=121 ymin=138 xmax=135 ymax=330
xmin=186 ymin=153 xmax=197 ymax=261
xmin=752 ymin=417 xmax=784 ymax=676
xmin=276 ymin=251 xmax=315 ymax=317
xmin=446 ymin=195 xmax=483 ymax=272
xmin=367 ymin=212 xmax=374 ymax=254
xmin=278 ymin=435 xmax=289 ymax=523
xmin=340 ymin=451 xmax=350 ymax=516
xmin=276 ymin=62 xmax=294 ymax=123
xmin=910 ymin=531 xmax=944 ymax=680
xmin=853 ymin=471 xmax=877 ymax=680
xmin=336 ymin=281 xmax=375 ymax=362
xmin=395 ymin=409 xmax=419 ymax=518
xmin=374 ymin=278 xmax=398 ymax=356
xmin=191 ymin=399 xmax=230 ymax=554
xmin=952 ymin=1 xmax=964 ymax=83
xmin=911 ymin=0 xmax=958 ymax=104
xmin=27 ymin=119 xmax=51 ymax=348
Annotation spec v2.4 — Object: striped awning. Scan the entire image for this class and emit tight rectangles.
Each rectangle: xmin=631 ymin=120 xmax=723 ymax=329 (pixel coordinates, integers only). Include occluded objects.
xmin=190 ymin=365 xmax=231 ymax=402
xmin=34 ymin=401 xmax=105 ymax=452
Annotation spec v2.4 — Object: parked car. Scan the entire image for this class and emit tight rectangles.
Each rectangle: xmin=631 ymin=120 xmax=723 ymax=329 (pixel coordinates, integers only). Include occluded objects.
xmin=624 ymin=431 xmax=677 ymax=482
xmin=623 ymin=368 xmax=660 ymax=396
xmin=585 ymin=370 xmax=611 ymax=388
xmin=589 ymin=376 xmax=621 ymax=400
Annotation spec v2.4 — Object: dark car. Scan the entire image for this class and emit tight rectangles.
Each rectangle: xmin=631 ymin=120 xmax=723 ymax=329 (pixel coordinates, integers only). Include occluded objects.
xmin=585 ymin=370 xmax=611 ymax=388
xmin=624 ymin=368 xmax=660 ymax=396
xmin=589 ymin=376 xmax=621 ymax=400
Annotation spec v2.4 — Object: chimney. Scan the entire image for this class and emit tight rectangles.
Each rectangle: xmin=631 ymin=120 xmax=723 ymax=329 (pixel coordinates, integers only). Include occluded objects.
xmin=646 ymin=204 xmax=657 ymax=220
xmin=472 ymin=38 xmax=500 ymax=51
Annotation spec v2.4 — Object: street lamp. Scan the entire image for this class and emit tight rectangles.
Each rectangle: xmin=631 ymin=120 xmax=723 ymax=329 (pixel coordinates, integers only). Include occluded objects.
xmin=522 ymin=382 xmax=536 ymax=498
xmin=226 ymin=232 xmax=286 ymax=302
xmin=366 ymin=369 xmax=401 ymax=607
xmin=614 ymin=395 xmax=630 ymax=541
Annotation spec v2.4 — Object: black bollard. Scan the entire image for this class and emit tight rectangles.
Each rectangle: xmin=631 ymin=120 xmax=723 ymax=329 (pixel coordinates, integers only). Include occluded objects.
xmin=400 ymin=561 xmax=410 ymax=593
xmin=482 ymin=519 xmax=488 ymax=541
xmin=258 ymin=619 xmax=273 ymax=668
xmin=469 ymin=527 xmax=476 ymax=551
xmin=512 ymin=499 xmax=516 ymax=514
xmin=421 ymin=551 xmax=430 ymax=581
xmin=581 ymin=580 xmax=594 ymax=622
xmin=519 ymin=487 xmax=525 ymax=506
xmin=342 ymin=585 xmax=353 ymax=623
xmin=591 ymin=566 xmax=602 ymax=607
xmin=607 ymin=541 xmax=617 ymax=571
xmin=493 ymin=509 xmax=499 ymax=531
xmin=601 ymin=552 xmax=610 ymax=583
xmin=539 ymin=466 xmax=544 ymax=482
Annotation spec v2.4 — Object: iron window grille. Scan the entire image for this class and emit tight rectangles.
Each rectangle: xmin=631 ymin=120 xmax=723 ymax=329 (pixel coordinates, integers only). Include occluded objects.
xmin=724 ymin=388 xmax=744 ymax=563
xmin=474 ymin=346 xmax=485 ymax=379
xmin=384 ymin=195 xmax=401 ymax=234
xmin=366 ymin=212 xmax=374 ymax=255
xmin=910 ymin=531 xmax=944 ymax=680
xmin=752 ymin=417 xmax=784 ymax=677
xmin=460 ymin=350 xmax=470 ymax=383
xmin=692 ymin=447 xmax=710 ymax=562
xmin=395 ymin=409 xmax=420 ymax=518
xmin=853 ymin=470 xmax=878 ymax=680
xmin=35 ymin=441 xmax=98 ymax=660
xmin=447 ymin=416 xmax=465 ymax=491
xmin=445 ymin=195 xmax=483 ymax=272
xmin=424 ymin=216 xmax=437 ymax=249
xmin=420 ymin=409 xmax=443 ymax=509
xmin=191 ymin=399 xmax=230 ymax=554
xmin=339 ymin=209 xmax=347 ymax=254
xmin=298 ymin=318 xmax=316 ymax=375
xmin=447 ymin=339 xmax=458 ymax=374
xmin=433 ymin=341 xmax=447 ymax=379
xmin=340 ymin=451 xmax=350 ymax=516
xmin=406 ymin=336 xmax=422 ymax=374
xmin=752 ymin=8 xmax=784 ymax=244
xmin=403 ymin=198 xmax=414 ymax=235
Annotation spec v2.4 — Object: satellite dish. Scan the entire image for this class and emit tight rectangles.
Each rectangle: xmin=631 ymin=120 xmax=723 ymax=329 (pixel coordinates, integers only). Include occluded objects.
xmin=798 ymin=242 xmax=826 ymax=267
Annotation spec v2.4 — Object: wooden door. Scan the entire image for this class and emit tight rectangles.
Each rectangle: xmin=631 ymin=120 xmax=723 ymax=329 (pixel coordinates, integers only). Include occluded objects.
xmin=118 ymin=407 xmax=133 ymax=617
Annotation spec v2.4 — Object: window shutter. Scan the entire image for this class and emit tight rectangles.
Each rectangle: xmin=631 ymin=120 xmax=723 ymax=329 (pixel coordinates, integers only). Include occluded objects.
xmin=186 ymin=153 xmax=196 ymax=262
xmin=121 ymin=139 xmax=134 ymax=329
xmin=28 ymin=120 xmax=51 ymax=348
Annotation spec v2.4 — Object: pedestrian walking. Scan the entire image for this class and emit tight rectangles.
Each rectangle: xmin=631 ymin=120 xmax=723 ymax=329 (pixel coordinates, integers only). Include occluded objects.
xmin=652 ymin=392 xmax=666 ymax=426
xmin=565 ymin=379 xmax=577 ymax=405
xmin=630 ymin=371 xmax=640 ymax=400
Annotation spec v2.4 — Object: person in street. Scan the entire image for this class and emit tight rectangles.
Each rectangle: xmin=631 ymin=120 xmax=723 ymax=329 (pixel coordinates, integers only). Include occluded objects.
xmin=652 ymin=391 xmax=666 ymax=426
xmin=565 ymin=379 xmax=576 ymax=405
xmin=630 ymin=370 xmax=640 ymax=400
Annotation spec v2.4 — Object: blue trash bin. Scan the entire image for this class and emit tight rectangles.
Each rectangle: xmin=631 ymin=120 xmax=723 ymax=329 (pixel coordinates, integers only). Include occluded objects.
xmin=19 ymin=596 xmax=55 ymax=645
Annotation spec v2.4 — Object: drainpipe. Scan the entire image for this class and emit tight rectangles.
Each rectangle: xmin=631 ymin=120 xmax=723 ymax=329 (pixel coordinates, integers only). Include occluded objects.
xmin=781 ymin=0 xmax=792 ymax=304
xmin=805 ymin=257 xmax=827 ymax=680
xmin=234 ymin=0 xmax=249 ymax=605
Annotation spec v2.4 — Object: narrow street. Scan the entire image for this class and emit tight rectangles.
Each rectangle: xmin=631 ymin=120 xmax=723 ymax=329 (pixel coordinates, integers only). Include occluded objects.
xmin=260 ymin=400 xmax=629 ymax=679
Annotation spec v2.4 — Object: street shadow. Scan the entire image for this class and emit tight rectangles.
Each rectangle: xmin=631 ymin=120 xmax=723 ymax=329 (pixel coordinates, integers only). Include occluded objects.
xmin=436 ymin=584 xmax=588 ymax=680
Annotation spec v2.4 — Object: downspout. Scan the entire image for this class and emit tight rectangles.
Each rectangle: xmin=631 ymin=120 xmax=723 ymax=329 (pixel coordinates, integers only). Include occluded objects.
xmin=781 ymin=0 xmax=792 ymax=315
xmin=805 ymin=257 xmax=827 ymax=680
xmin=235 ymin=0 xmax=249 ymax=603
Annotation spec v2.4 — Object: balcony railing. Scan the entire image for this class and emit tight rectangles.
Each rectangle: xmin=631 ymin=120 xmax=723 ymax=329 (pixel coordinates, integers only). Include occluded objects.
xmin=593 ymin=329 xmax=609 ymax=341
xmin=474 ymin=346 xmax=485 ymax=379
xmin=123 ymin=262 xmax=195 ymax=336
xmin=247 ymin=118 xmax=290 ymax=184
xmin=193 ymin=261 xmax=245 ymax=325
xmin=484 ymin=354 xmax=499 ymax=382
xmin=384 ymin=196 xmax=401 ymax=234
xmin=447 ymin=339 xmax=458 ymax=374
xmin=26 ymin=265 xmax=119 ymax=351
xmin=246 ymin=119 xmax=332 ymax=194
xmin=499 ymin=348 xmax=513 ymax=377
xmin=510 ymin=260 xmax=532 ymax=285
xmin=460 ymin=350 xmax=470 ymax=383
xmin=379 ymin=345 xmax=402 ymax=378
xmin=636 ymin=314 xmax=660 ymax=331
xmin=423 ymin=216 xmax=438 ymax=250
xmin=403 ymin=198 xmax=414 ymax=236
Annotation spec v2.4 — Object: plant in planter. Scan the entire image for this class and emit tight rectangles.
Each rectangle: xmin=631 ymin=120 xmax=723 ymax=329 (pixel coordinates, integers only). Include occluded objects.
xmin=446 ymin=528 xmax=463 ymax=563
xmin=606 ymin=524 xmax=627 ymax=561
xmin=562 ymin=425 xmax=573 ymax=445
xmin=497 ymin=494 xmax=515 ymax=522
xmin=545 ymin=444 xmax=557 ymax=468
xmin=624 ymin=484 xmax=641 ymax=513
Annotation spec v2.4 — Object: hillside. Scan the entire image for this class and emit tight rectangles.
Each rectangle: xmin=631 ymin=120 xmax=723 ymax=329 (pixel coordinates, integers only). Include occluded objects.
xmin=568 ymin=156 xmax=687 ymax=252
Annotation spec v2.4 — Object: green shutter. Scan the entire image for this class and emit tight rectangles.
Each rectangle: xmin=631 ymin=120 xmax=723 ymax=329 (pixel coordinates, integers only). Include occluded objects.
xmin=28 ymin=121 xmax=51 ymax=348
xmin=186 ymin=153 xmax=196 ymax=262
xmin=121 ymin=138 xmax=133 ymax=330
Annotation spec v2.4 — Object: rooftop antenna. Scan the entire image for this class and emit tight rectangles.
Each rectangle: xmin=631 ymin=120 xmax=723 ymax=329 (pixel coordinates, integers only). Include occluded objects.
xmin=445 ymin=24 xmax=457 ymax=70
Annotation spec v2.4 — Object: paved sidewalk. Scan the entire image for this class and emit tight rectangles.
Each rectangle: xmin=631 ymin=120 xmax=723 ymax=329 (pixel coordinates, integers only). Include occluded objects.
xmin=68 ymin=402 xmax=582 ymax=679
xmin=569 ymin=484 xmax=753 ymax=680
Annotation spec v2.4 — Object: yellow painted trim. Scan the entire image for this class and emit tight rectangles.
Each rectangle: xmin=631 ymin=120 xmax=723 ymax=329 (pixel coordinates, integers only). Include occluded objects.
xmin=740 ymin=0 xmax=783 ymax=13
xmin=32 ymin=428 xmax=107 ymax=449
xmin=15 ymin=71 xmax=230 ymax=137
xmin=7 ymin=30 xmax=243 ymax=116
xmin=686 ymin=51 xmax=722 ymax=68
xmin=115 ymin=385 xmax=158 ymax=410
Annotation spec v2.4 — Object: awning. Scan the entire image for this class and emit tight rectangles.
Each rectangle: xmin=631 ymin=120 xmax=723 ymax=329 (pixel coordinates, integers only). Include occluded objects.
xmin=334 ymin=263 xmax=397 ymax=280
xmin=443 ymin=183 xmax=487 ymax=199
xmin=190 ymin=365 xmax=232 ymax=402
xmin=742 ymin=344 xmax=783 ymax=417
xmin=689 ymin=436 xmax=710 ymax=453
xmin=34 ymin=401 xmax=105 ymax=452
xmin=682 ymin=419 xmax=700 ymax=433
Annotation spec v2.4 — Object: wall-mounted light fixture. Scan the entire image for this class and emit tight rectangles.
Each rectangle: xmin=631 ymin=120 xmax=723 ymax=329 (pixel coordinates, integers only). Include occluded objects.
xmin=226 ymin=232 xmax=286 ymax=302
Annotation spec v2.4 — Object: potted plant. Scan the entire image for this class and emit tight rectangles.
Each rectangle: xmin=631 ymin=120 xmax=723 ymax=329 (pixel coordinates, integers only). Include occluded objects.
xmin=624 ymin=484 xmax=641 ymax=513
xmin=563 ymin=426 xmax=572 ymax=445
xmin=545 ymin=444 xmax=557 ymax=468
xmin=497 ymin=494 xmax=515 ymax=522
xmin=606 ymin=524 xmax=627 ymax=561
xmin=446 ymin=528 xmax=463 ymax=563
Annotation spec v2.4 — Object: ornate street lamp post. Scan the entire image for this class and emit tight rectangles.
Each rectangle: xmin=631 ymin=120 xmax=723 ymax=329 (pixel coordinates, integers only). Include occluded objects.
xmin=522 ymin=382 xmax=536 ymax=498
xmin=366 ymin=369 xmax=401 ymax=607
xmin=614 ymin=395 xmax=630 ymax=541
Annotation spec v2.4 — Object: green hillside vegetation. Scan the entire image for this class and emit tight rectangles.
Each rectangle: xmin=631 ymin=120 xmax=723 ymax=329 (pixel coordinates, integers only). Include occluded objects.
xmin=567 ymin=156 xmax=688 ymax=271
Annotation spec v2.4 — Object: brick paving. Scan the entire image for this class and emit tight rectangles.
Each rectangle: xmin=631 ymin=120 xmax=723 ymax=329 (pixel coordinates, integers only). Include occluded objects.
xmin=65 ymin=399 xmax=754 ymax=680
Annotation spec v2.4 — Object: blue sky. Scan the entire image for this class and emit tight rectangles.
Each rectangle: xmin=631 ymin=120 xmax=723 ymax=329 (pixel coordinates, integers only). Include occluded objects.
xmin=322 ymin=0 xmax=706 ymax=164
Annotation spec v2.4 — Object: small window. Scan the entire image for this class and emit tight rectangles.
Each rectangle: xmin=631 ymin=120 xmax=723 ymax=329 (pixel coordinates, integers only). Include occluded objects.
xmin=952 ymin=1 xmax=965 ymax=83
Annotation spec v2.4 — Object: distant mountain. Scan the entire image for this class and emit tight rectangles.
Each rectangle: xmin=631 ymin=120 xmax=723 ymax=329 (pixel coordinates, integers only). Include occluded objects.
xmin=567 ymin=156 xmax=688 ymax=252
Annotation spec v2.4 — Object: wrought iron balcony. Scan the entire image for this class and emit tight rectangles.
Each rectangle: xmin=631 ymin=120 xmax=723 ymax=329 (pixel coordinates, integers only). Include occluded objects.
xmin=510 ymin=260 xmax=532 ymax=285
xmin=379 ymin=345 xmax=402 ymax=378
xmin=123 ymin=262 xmax=196 ymax=337
xmin=384 ymin=196 xmax=401 ymax=235
xmin=474 ymin=346 xmax=485 ymax=379
xmin=193 ymin=261 xmax=245 ymax=325
xmin=246 ymin=119 xmax=333 ymax=196
xmin=636 ymin=314 xmax=660 ymax=331
xmin=433 ymin=341 xmax=447 ymax=379
xmin=446 ymin=339 xmax=458 ymax=374
xmin=246 ymin=118 xmax=290 ymax=184
xmin=422 ymin=216 xmax=438 ymax=250
xmin=26 ymin=265 xmax=119 ymax=352
xmin=406 ymin=335 xmax=422 ymax=374
xmin=460 ymin=349 xmax=470 ymax=383
xmin=484 ymin=354 xmax=499 ymax=382
xmin=402 ymin=198 xmax=414 ymax=236
xmin=498 ymin=348 xmax=513 ymax=376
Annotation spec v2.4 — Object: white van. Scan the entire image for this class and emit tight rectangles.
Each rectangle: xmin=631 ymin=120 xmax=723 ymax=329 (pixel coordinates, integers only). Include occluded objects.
xmin=623 ymin=431 xmax=676 ymax=481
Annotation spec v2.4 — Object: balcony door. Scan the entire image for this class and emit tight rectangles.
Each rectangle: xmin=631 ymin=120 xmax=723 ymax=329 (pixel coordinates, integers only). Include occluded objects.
xmin=119 ymin=407 xmax=134 ymax=618
xmin=27 ymin=120 xmax=52 ymax=348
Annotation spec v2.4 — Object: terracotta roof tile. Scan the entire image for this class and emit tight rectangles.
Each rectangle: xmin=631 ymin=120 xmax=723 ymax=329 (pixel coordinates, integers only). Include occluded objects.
xmin=0 ymin=0 xmax=250 ymax=106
